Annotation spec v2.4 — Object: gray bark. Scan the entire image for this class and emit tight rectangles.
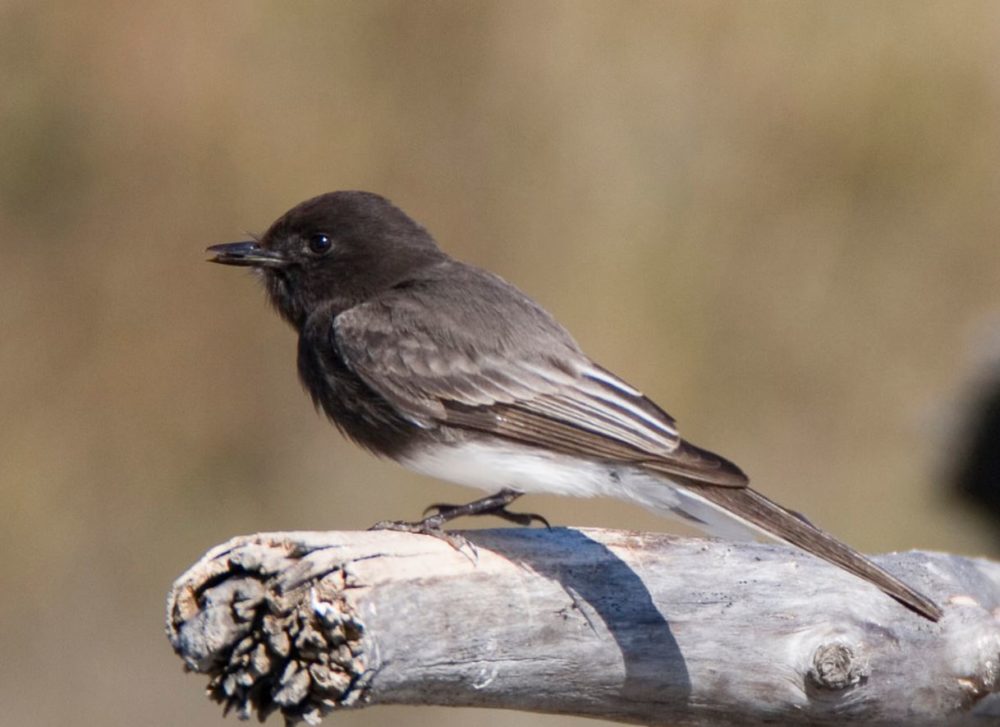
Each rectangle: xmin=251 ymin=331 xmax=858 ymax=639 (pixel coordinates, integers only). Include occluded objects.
xmin=166 ymin=528 xmax=1000 ymax=725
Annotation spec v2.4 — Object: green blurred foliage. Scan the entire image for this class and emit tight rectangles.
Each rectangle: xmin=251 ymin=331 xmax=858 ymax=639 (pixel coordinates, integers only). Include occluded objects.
xmin=2 ymin=2 xmax=998 ymax=725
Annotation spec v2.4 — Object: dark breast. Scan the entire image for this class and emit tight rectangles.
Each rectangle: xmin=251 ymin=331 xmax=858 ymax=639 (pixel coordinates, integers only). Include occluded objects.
xmin=296 ymin=321 xmax=422 ymax=458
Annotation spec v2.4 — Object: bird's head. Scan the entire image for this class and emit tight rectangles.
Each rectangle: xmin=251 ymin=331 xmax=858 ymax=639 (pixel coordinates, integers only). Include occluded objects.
xmin=208 ymin=191 xmax=443 ymax=327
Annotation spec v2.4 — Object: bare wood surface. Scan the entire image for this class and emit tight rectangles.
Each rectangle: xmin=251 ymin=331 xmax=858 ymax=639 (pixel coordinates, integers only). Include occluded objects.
xmin=166 ymin=528 xmax=1000 ymax=725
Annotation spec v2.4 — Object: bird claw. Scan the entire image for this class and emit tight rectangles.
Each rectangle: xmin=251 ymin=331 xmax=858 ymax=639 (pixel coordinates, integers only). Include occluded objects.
xmin=491 ymin=508 xmax=551 ymax=529
xmin=421 ymin=500 xmax=551 ymax=529
xmin=369 ymin=518 xmax=479 ymax=559
xmin=370 ymin=489 xmax=546 ymax=561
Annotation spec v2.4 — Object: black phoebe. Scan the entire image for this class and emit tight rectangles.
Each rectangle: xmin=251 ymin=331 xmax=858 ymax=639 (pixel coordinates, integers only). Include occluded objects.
xmin=208 ymin=190 xmax=942 ymax=621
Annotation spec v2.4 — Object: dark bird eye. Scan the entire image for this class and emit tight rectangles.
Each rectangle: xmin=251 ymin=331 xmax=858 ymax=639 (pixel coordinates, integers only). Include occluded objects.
xmin=307 ymin=233 xmax=333 ymax=255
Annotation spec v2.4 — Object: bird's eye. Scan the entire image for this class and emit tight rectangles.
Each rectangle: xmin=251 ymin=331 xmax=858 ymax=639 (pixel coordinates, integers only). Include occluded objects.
xmin=307 ymin=233 xmax=333 ymax=255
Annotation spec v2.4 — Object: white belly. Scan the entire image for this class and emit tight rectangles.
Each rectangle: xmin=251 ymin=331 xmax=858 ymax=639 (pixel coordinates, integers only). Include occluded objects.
xmin=400 ymin=438 xmax=759 ymax=541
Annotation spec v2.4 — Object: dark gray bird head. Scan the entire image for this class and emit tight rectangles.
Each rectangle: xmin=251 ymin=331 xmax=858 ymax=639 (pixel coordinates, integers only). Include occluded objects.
xmin=208 ymin=191 xmax=444 ymax=327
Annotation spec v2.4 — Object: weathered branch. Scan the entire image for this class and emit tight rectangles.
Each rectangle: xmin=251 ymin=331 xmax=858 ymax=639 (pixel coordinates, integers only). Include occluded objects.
xmin=166 ymin=528 xmax=1000 ymax=725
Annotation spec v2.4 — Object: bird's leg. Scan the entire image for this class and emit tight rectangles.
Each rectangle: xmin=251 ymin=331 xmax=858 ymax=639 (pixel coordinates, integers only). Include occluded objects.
xmin=370 ymin=488 xmax=550 ymax=545
xmin=422 ymin=488 xmax=551 ymax=529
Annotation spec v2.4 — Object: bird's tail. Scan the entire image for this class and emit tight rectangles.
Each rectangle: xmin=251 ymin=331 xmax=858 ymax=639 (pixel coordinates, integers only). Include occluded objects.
xmin=678 ymin=482 xmax=943 ymax=621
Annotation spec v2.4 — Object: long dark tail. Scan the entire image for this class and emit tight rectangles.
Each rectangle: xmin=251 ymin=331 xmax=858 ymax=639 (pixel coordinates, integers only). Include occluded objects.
xmin=681 ymin=483 xmax=943 ymax=621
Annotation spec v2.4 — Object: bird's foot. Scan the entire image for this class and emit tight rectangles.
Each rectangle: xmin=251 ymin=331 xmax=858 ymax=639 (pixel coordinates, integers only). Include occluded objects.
xmin=369 ymin=517 xmax=477 ymax=557
xmin=422 ymin=487 xmax=549 ymax=528
xmin=368 ymin=488 xmax=549 ymax=556
xmin=422 ymin=502 xmax=550 ymax=529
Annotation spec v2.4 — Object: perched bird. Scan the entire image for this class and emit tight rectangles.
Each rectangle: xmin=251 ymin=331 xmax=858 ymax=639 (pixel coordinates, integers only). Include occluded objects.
xmin=208 ymin=190 xmax=942 ymax=621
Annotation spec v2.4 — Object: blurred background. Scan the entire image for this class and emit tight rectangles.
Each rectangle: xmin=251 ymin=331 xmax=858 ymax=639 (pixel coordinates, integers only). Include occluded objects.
xmin=3 ymin=2 xmax=999 ymax=725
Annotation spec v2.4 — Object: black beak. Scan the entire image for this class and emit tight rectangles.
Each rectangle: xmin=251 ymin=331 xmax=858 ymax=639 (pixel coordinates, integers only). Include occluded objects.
xmin=207 ymin=241 xmax=289 ymax=268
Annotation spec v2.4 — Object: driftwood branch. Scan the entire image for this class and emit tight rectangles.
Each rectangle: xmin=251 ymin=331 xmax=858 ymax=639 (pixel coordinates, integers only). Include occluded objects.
xmin=166 ymin=528 xmax=1000 ymax=725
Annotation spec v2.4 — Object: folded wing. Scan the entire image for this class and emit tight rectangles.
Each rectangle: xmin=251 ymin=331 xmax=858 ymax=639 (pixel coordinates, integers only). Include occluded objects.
xmin=331 ymin=271 xmax=746 ymax=487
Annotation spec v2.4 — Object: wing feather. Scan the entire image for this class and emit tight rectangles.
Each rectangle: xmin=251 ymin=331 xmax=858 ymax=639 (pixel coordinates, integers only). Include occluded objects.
xmin=332 ymin=269 xmax=746 ymax=487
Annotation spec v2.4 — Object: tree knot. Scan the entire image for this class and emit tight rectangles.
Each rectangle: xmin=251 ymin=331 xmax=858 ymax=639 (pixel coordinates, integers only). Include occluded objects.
xmin=808 ymin=641 xmax=868 ymax=691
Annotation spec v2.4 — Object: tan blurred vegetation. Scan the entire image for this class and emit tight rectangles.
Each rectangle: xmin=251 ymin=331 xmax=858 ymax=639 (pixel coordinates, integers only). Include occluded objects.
xmin=2 ymin=1 xmax=999 ymax=725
